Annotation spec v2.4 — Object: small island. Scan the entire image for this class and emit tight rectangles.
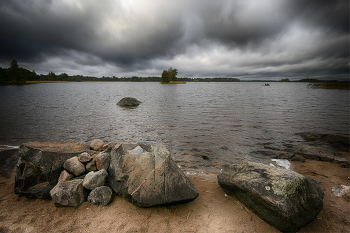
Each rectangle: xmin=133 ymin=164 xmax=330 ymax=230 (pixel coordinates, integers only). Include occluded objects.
xmin=160 ymin=67 xmax=186 ymax=84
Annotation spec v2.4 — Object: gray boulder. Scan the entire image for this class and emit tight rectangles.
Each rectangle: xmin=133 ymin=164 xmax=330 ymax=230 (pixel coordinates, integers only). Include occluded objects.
xmin=87 ymin=186 xmax=113 ymax=206
xmin=63 ymin=156 xmax=86 ymax=176
xmin=50 ymin=179 xmax=85 ymax=207
xmin=108 ymin=142 xmax=199 ymax=207
xmin=95 ymin=152 xmax=110 ymax=170
xmin=218 ymin=162 xmax=324 ymax=232
xmin=83 ymin=169 xmax=108 ymax=190
xmin=117 ymin=97 xmax=141 ymax=107
xmin=15 ymin=141 xmax=90 ymax=198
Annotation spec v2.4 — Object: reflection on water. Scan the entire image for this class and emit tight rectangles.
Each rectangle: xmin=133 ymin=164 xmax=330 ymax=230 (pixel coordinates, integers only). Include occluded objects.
xmin=0 ymin=82 xmax=349 ymax=171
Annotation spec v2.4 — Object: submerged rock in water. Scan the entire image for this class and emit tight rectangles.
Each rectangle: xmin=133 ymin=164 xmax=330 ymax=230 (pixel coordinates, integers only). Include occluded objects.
xmin=15 ymin=141 xmax=89 ymax=199
xmin=218 ymin=162 xmax=324 ymax=232
xmin=117 ymin=97 xmax=141 ymax=107
xmin=108 ymin=142 xmax=199 ymax=207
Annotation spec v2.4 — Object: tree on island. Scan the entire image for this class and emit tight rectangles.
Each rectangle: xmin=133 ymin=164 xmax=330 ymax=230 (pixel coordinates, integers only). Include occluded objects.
xmin=161 ymin=67 xmax=178 ymax=83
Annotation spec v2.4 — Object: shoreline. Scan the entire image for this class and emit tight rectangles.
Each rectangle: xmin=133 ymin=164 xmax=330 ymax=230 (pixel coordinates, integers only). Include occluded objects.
xmin=0 ymin=159 xmax=349 ymax=232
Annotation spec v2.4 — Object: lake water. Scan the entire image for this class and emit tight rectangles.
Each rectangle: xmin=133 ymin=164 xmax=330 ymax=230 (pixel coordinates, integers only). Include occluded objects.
xmin=0 ymin=82 xmax=349 ymax=172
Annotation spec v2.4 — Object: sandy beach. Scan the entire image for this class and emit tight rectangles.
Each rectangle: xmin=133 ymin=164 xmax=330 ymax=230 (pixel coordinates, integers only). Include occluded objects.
xmin=0 ymin=158 xmax=349 ymax=233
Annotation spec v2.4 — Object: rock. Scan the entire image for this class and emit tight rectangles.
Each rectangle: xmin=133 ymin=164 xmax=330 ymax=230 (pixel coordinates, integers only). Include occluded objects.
xmin=15 ymin=141 xmax=89 ymax=198
xmin=289 ymin=143 xmax=342 ymax=162
xmin=332 ymin=185 xmax=350 ymax=198
xmin=87 ymin=186 xmax=113 ymax=206
xmin=0 ymin=148 xmax=19 ymax=179
xmin=218 ymin=162 xmax=324 ymax=232
xmin=63 ymin=156 xmax=86 ymax=176
xmin=86 ymin=154 xmax=98 ymax=172
xmin=58 ymin=170 xmax=74 ymax=182
xmin=50 ymin=180 xmax=85 ymax=207
xmin=78 ymin=152 xmax=92 ymax=163
xmin=108 ymin=142 xmax=199 ymax=207
xmin=90 ymin=139 xmax=104 ymax=151
xmin=297 ymin=132 xmax=350 ymax=152
xmin=127 ymin=145 xmax=144 ymax=155
xmin=83 ymin=169 xmax=108 ymax=190
xmin=19 ymin=182 xmax=54 ymax=199
xmin=117 ymin=97 xmax=141 ymax=107
xmin=291 ymin=154 xmax=306 ymax=162
xmin=95 ymin=152 xmax=110 ymax=170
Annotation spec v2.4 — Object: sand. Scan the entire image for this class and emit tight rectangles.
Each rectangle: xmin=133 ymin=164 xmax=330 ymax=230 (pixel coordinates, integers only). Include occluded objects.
xmin=0 ymin=160 xmax=349 ymax=233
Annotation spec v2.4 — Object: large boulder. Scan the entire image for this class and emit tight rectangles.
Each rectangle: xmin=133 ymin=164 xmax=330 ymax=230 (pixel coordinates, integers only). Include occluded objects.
xmin=15 ymin=142 xmax=90 ymax=198
xmin=117 ymin=97 xmax=141 ymax=107
xmin=50 ymin=179 xmax=86 ymax=207
xmin=218 ymin=162 xmax=324 ymax=232
xmin=108 ymin=143 xmax=199 ymax=207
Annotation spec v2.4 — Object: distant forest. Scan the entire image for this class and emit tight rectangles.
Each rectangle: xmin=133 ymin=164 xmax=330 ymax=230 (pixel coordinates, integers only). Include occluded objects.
xmin=1 ymin=60 xmax=347 ymax=85
xmin=0 ymin=60 xmax=241 ymax=85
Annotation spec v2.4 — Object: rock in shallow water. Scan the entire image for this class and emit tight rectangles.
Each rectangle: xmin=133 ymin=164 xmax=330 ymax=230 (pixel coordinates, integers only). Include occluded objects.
xmin=218 ymin=162 xmax=324 ymax=232
xmin=117 ymin=97 xmax=141 ymax=107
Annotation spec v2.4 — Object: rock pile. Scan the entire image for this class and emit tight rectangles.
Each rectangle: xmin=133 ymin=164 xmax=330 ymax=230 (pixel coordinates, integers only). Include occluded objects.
xmin=15 ymin=140 xmax=199 ymax=208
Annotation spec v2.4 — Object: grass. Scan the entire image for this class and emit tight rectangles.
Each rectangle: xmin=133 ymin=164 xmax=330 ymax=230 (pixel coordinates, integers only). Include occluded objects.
xmin=308 ymin=82 xmax=350 ymax=90
xmin=161 ymin=81 xmax=187 ymax=84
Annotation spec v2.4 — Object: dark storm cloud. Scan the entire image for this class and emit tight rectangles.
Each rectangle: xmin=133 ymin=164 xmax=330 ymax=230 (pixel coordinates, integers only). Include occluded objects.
xmin=0 ymin=0 xmax=348 ymax=79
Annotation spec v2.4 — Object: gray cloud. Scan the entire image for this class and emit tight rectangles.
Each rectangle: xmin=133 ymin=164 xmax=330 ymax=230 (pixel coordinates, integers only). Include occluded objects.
xmin=0 ymin=0 xmax=348 ymax=80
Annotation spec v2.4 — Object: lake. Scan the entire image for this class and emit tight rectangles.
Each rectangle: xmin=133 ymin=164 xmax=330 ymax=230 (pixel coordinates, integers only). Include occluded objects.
xmin=0 ymin=82 xmax=349 ymax=172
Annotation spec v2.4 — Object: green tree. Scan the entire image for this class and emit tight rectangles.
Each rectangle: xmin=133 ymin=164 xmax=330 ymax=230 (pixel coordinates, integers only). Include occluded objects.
xmin=161 ymin=67 xmax=178 ymax=83
xmin=48 ymin=71 xmax=56 ymax=81
xmin=161 ymin=70 xmax=169 ymax=83
xmin=59 ymin=73 xmax=68 ymax=81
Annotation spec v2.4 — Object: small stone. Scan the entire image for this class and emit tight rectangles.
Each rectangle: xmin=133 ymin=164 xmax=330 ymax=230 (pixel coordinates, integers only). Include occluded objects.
xmin=87 ymin=186 xmax=113 ymax=206
xmin=83 ymin=169 xmax=108 ymax=190
xmin=63 ymin=157 xmax=85 ymax=176
xmin=291 ymin=154 xmax=306 ymax=162
xmin=332 ymin=185 xmax=350 ymax=198
xmin=90 ymin=139 xmax=104 ymax=151
xmin=86 ymin=154 xmax=97 ymax=172
xmin=78 ymin=152 xmax=92 ymax=163
xmin=96 ymin=152 xmax=111 ymax=171
xmin=58 ymin=170 xmax=74 ymax=182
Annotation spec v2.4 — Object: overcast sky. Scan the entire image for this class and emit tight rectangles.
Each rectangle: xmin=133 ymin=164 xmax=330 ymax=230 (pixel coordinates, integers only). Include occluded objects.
xmin=0 ymin=0 xmax=348 ymax=80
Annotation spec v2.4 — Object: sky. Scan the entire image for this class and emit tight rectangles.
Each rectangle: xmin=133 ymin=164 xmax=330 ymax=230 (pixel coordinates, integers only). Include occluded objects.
xmin=0 ymin=0 xmax=349 ymax=80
